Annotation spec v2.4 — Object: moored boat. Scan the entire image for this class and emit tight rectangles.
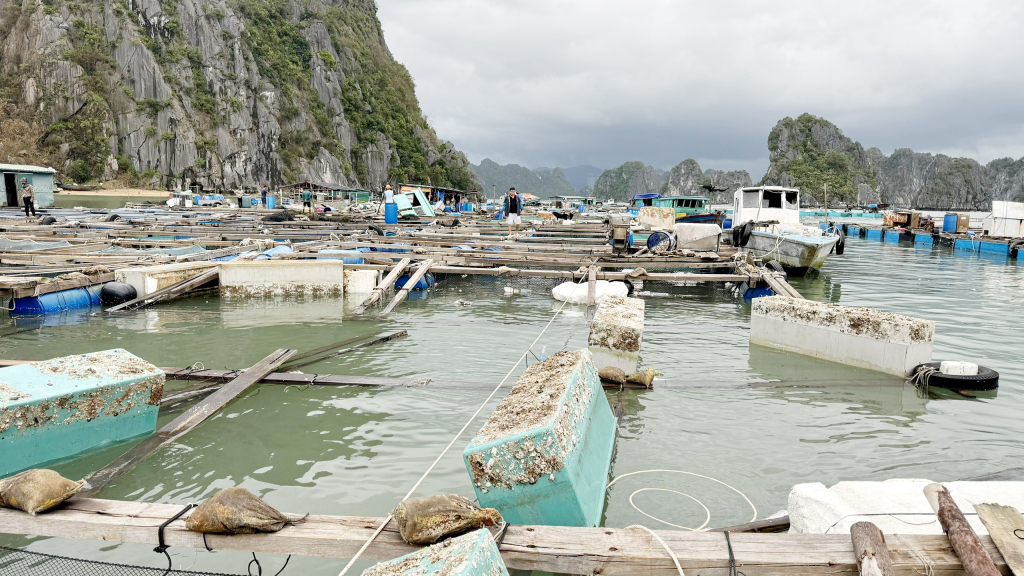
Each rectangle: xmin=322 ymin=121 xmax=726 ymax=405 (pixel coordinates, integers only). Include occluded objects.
xmin=628 ymin=193 xmax=725 ymax=224
xmin=731 ymin=186 xmax=843 ymax=276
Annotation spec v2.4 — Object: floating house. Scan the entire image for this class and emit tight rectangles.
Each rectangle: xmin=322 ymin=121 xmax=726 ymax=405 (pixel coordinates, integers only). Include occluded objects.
xmin=0 ymin=164 xmax=57 ymax=208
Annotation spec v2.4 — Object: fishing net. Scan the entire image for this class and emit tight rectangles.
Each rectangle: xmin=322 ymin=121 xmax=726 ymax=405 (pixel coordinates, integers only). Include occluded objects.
xmin=0 ymin=546 xmax=242 ymax=576
xmin=0 ymin=239 xmax=71 ymax=251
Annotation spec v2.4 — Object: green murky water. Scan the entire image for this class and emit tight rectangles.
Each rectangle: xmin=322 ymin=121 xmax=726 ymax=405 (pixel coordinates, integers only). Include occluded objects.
xmin=1 ymin=231 xmax=1022 ymax=574
xmin=53 ymin=195 xmax=164 ymax=209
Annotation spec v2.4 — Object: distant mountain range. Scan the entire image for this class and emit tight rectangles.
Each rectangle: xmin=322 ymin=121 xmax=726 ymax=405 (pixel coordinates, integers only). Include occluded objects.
xmin=473 ymin=114 xmax=1024 ymax=209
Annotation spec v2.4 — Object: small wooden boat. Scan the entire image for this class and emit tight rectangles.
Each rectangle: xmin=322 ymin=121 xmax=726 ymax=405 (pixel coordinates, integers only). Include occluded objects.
xmin=628 ymin=193 xmax=725 ymax=225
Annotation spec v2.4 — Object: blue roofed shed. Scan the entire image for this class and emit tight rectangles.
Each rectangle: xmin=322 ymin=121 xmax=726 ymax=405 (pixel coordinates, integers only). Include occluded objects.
xmin=1 ymin=164 xmax=57 ymax=208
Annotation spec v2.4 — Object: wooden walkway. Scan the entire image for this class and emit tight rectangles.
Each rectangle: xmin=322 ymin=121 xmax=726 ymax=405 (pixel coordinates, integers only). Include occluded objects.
xmin=0 ymin=498 xmax=1010 ymax=576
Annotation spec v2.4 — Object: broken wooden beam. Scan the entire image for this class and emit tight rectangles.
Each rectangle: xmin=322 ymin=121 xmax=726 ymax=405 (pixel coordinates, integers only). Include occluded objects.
xmin=380 ymin=259 xmax=434 ymax=316
xmin=851 ymin=521 xmax=895 ymax=576
xmin=80 ymin=348 xmax=296 ymax=496
xmin=0 ymin=498 xmax=1012 ymax=576
xmin=354 ymin=257 xmax=411 ymax=315
xmin=105 ymin=268 xmax=220 ymax=312
xmin=975 ymin=503 xmax=1024 ymax=576
xmin=924 ymin=483 xmax=1002 ymax=576
xmin=282 ymin=331 xmax=407 ymax=371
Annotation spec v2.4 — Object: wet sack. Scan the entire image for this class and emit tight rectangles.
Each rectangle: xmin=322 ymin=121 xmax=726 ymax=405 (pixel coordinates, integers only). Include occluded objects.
xmin=626 ymin=369 xmax=657 ymax=388
xmin=185 ymin=487 xmax=304 ymax=534
xmin=393 ymin=494 xmax=502 ymax=545
xmin=0 ymin=469 xmax=84 ymax=515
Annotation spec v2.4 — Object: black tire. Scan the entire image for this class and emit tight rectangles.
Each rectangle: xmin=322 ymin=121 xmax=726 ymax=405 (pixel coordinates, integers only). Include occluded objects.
xmin=105 ymin=213 xmax=121 ymax=222
xmin=912 ymin=362 xmax=999 ymax=391
xmin=39 ymin=216 xmax=57 ymax=225
xmin=100 ymin=282 xmax=137 ymax=305
xmin=766 ymin=260 xmax=786 ymax=279
xmin=367 ymin=224 xmax=385 ymax=236
xmin=738 ymin=222 xmax=753 ymax=247
xmin=835 ymin=229 xmax=845 ymax=255
xmin=621 ymin=279 xmax=635 ymax=296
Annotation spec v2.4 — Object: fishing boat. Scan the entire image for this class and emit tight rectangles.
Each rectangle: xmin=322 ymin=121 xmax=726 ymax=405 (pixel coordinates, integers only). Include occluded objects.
xmin=731 ymin=186 xmax=843 ymax=276
xmin=627 ymin=193 xmax=725 ymax=224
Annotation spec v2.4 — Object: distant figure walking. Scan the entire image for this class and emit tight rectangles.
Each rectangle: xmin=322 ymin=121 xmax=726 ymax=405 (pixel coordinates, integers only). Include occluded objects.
xmin=301 ymin=188 xmax=313 ymax=213
xmin=261 ymin=187 xmax=268 ymax=207
xmin=20 ymin=178 xmax=36 ymax=218
xmin=384 ymin=184 xmax=394 ymax=204
xmin=504 ymin=187 xmax=522 ymax=236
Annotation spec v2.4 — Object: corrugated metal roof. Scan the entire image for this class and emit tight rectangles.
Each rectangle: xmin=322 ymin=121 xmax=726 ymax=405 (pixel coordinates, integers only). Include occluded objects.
xmin=0 ymin=164 xmax=57 ymax=174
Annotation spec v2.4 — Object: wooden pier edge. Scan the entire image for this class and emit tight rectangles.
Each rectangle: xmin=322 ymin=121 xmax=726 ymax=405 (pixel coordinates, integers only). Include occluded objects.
xmin=0 ymin=498 xmax=1009 ymax=576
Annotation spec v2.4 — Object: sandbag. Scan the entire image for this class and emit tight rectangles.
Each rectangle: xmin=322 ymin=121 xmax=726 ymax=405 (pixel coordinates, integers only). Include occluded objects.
xmin=392 ymin=494 xmax=502 ymax=545
xmin=0 ymin=469 xmax=84 ymax=515
xmin=551 ymin=280 xmax=629 ymax=304
xmin=185 ymin=487 xmax=303 ymax=534
xmin=626 ymin=369 xmax=657 ymax=388
xmin=598 ymin=366 xmax=626 ymax=385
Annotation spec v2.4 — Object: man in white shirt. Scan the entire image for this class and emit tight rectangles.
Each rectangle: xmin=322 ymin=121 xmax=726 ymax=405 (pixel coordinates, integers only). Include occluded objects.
xmin=384 ymin=184 xmax=394 ymax=204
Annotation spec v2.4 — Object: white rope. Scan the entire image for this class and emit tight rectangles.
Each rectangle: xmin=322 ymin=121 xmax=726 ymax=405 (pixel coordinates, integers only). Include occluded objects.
xmin=625 ymin=524 xmax=685 ymax=576
xmin=895 ymin=532 xmax=935 ymax=576
xmin=335 ymin=272 xmax=590 ymax=576
xmin=608 ymin=469 xmax=758 ymax=527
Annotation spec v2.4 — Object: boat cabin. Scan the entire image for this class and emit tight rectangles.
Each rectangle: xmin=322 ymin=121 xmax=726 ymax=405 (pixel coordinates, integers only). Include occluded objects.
xmin=656 ymin=196 xmax=710 ymax=216
xmin=733 ymin=186 xmax=801 ymax=226
xmin=628 ymin=193 xmax=661 ymax=216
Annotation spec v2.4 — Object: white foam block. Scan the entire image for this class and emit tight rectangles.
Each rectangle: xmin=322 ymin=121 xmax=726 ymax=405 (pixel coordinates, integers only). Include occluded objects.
xmin=588 ymin=296 xmax=644 ymax=373
xmin=219 ymin=261 xmax=345 ymax=296
xmin=674 ymin=223 xmax=722 ymax=250
xmin=751 ymin=297 xmax=934 ymax=376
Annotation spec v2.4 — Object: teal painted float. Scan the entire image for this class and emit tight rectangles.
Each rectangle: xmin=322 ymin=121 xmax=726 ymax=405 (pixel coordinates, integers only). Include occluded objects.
xmin=463 ymin=349 xmax=616 ymax=527
xmin=0 ymin=349 xmax=164 ymax=477
xmin=360 ymin=529 xmax=508 ymax=576
xmin=914 ymin=234 xmax=934 ymax=245
xmin=884 ymin=231 xmax=900 ymax=243
xmin=866 ymin=229 xmax=882 ymax=241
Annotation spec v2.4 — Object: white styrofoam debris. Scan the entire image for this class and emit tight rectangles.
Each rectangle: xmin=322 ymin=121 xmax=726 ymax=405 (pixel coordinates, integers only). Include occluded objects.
xmin=673 ymin=223 xmax=722 ymax=250
xmin=940 ymin=361 xmax=978 ymax=376
xmin=788 ymin=479 xmax=1024 ymax=535
xmin=552 ymin=280 xmax=628 ymax=305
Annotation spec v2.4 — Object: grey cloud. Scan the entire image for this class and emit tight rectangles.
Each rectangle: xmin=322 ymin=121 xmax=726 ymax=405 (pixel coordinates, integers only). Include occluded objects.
xmin=378 ymin=0 xmax=1024 ymax=177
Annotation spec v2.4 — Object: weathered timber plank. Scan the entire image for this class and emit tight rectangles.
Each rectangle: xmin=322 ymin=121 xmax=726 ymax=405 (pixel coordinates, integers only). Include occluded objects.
xmin=0 ymin=499 xmax=1010 ymax=576
xmin=976 ymin=504 xmax=1024 ymax=576
xmin=380 ymin=260 xmax=434 ymax=316
xmin=852 ymin=521 xmax=896 ymax=576
xmin=355 ymin=258 xmax=411 ymax=315
xmin=925 ymin=484 xmax=1002 ymax=576
xmin=80 ymin=349 xmax=295 ymax=496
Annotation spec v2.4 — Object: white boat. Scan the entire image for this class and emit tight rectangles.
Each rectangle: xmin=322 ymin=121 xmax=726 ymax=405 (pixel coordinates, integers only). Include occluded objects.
xmin=731 ymin=186 xmax=842 ymax=276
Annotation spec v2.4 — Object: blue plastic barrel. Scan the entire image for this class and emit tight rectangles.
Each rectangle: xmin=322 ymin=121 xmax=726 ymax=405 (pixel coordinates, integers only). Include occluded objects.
xmin=385 ymin=203 xmax=398 ymax=224
xmin=316 ymin=249 xmax=365 ymax=264
xmin=646 ymin=230 xmax=676 ymax=251
xmin=267 ymin=196 xmax=276 ymax=209
xmin=943 ymin=213 xmax=957 ymax=233
xmin=12 ymin=285 xmax=103 ymax=315
xmin=241 ymin=194 xmax=251 ymax=208
xmin=395 ymin=272 xmax=436 ymax=290
xmin=723 ymin=218 xmax=732 ymax=230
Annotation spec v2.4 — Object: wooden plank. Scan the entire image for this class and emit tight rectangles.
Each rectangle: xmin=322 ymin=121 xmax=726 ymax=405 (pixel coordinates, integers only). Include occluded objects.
xmin=354 ymin=257 xmax=411 ymax=315
xmin=925 ymin=484 xmax=1002 ymax=576
xmin=976 ymin=504 xmax=1024 ymax=576
xmin=175 ymin=245 xmax=249 ymax=262
xmin=711 ymin=516 xmax=791 ymax=533
xmin=105 ymin=268 xmax=219 ymax=312
xmin=0 ymin=498 xmax=1012 ymax=576
xmin=852 ymin=521 xmax=896 ymax=576
xmin=587 ymin=265 xmax=597 ymax=306
xmin=380 ymin=259 xmax=434 ymax=316
xmin=80 ymin=349 xmax=296 ymax=496
xmin=283 ymin=331 xmax=408 ymax=371
xmin=17 ymin=272 xmax=115 ymax=298
xmin=278 ymin=334 xmax=378 ymax=369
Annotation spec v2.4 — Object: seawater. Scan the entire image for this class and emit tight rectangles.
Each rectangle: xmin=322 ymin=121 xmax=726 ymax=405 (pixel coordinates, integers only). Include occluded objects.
xmin=0 ymin=232 xmax=1022 ymax=574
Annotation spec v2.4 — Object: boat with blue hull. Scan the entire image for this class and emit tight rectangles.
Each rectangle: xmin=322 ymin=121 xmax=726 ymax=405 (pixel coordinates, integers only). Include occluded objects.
xmin=731 ymin=186 xmax=843 ymax=276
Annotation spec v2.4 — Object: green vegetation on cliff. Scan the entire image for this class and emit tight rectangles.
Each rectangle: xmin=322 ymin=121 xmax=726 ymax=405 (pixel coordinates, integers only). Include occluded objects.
xmin=763 ymin=113 xmax=876 ymax=202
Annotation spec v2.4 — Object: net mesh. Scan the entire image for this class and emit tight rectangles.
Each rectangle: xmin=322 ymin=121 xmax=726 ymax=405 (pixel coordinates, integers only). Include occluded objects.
xmin=0 ymin=546 xmax=242 ymax=576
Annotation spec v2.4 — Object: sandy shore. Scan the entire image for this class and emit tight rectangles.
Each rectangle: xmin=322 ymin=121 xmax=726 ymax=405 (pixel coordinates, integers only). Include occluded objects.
xmin=56 ymin=188 xmax=169 ymax=198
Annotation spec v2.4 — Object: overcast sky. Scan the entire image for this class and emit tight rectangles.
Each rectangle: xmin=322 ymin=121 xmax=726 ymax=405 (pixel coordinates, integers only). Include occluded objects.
xmin=377 ymin=0 xmax=1024 ymax=178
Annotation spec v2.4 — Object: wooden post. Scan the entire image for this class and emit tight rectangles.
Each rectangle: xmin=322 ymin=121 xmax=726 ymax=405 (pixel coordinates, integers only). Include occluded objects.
xmin=81 ymin=348 xmax=296 ymax=496
xmin=850 ymin=521 xmax=895 ymax=576
xmin=380 ymin=259 xmax=434 ymax=316
xmin=976 ymin=503 xmax=1024 ymax=576
xmin=923 ymin=483 xmax=1001 ymax=576
xmin=354 ymin=257 xmax=411 ymax=315
xmin=587 ymin=265 xmax=597 ymax=306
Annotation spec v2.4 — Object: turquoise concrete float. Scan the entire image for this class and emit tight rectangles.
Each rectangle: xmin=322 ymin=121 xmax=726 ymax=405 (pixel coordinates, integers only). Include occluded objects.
xmin=463 ymin=349 xmax=616 ymax=527
xmin=360 ymin=529 xmax=508 ymax=576
xmin=0 ymin=349 xmax=164 ymax=477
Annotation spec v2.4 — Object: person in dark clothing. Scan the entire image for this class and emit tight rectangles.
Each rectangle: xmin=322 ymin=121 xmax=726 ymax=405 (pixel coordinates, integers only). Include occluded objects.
xmin=21 ymin=178 xmax=36 ymax=218
xmin=503 ymin=187 xmax=523 ymax=236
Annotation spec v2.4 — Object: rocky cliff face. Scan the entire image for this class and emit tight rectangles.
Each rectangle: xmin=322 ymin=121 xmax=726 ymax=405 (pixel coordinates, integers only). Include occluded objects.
xmin=763 ymin=113 xmax=1023 ymax=209
xmin=593 ymin=161 xmax=661 ymax=201
xmin=0 ymin=0 xmax=479 ymax=192
xmin=470 ymin=159 xmax=575 ymax=198
xmin=661 ymin=158 xmax=751 ymax=203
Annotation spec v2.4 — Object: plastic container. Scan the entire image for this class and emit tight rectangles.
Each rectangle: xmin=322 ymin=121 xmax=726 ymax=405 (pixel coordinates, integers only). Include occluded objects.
xmin=723 ymin=218 xmax=733 ymax=230
xmin=12 ymin=285 xmax=103 ymax=315
xmin=241 ymin=194 xmax=251 ymax=208
xmin=943 ymin=213 xmax=957 ymax=233
xmin=395 ymin=272 xmax=436 ymax=290
xmin=267 ymin=196 xmax=276 ymax=209
xmin=316 ymin=249 xmax=365 ymax=264
xmin=646 ymin=230 xmax=677 ymax=251
xmin=384 ymin=203 xmax=398 ymax=224
xmin=504 ymin=287 xmax=533 ymax=296
xmin=255 ymin=245 xmax=294 ymax=260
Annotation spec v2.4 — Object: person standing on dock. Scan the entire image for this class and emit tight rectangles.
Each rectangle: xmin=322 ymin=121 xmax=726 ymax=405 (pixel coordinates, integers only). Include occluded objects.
xmin=20 ymin=178 xmax=36 ymax=218
xmin=301 ymin=188 xmax=313 ymax=213
xmin=504 ymin=187 xmax=522 ymax=236
xmin=260 ymin=187 xmax=267 ymax=207
xmin=384 ymin=184 xmax=394 ymax=204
